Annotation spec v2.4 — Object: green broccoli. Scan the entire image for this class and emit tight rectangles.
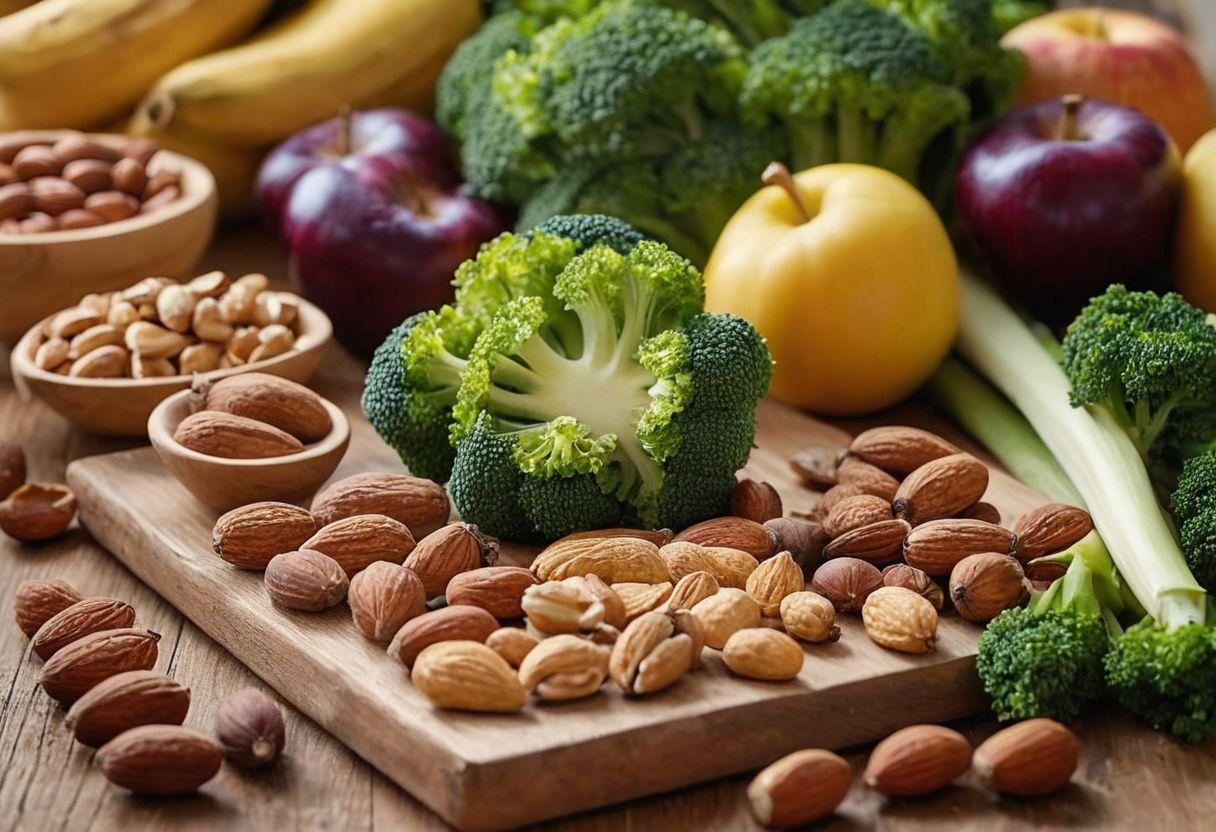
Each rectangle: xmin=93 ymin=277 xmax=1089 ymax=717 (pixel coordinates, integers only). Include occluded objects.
xmin=1062 ymin=285 xmax=1216 ymax=465
xmin=1172 ymin=450 xmax=1216 ymax=592
xmin=991 ymin=0 xmax=1049 ymax=33
xmin=1106 ymin=618 xmax=1216 ymax=743
xmin=977 ymin=531 xmax=1125 ymax=723
xmin=740 ymin=0 xmax=971 ymax=187
xmin=435 ymin=12 xmax=531 ymax=141
xmin=365 ymin=219 xmax=771 ymax=541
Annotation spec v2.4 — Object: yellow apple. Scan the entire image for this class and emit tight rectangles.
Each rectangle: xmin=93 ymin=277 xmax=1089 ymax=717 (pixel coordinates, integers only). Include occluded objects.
xmin=703 ymin=164 xmax=957 ymax=416
xmin=1174 ymin=127 xmax=1216 ymax=311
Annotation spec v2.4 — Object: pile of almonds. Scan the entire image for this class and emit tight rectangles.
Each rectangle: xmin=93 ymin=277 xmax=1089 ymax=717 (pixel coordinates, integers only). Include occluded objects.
xmin=0 ymin=439 xmax=77 ymax=543
xmin=174 ymin=373 xmax=335 ymax=460
xmin=789 ymin=426 xmax=1094 ymax=649
xmin=0 ymin=132 xmax=179 ymax=233
xmin=749 ymin=718 xmax=1080 ymax=829
xmin=11 ymin=576 xmax=286 ymax=794
xmin=33 ymin=271 xmax=303 ymax=379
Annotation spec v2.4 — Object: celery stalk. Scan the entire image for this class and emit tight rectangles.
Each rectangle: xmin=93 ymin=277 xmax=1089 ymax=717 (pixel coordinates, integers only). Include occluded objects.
xmin=926 ymin=357 xmax=1082 ymax=505
xmin=956 ymin=274 xmax=1206 ymax=628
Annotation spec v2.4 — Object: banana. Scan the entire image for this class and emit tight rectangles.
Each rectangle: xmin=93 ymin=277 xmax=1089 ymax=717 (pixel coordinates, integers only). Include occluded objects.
xmin=0 ymin=0 xmax=274 ymax=130
xmin=129 ymin=0 xmax=480 ymax=148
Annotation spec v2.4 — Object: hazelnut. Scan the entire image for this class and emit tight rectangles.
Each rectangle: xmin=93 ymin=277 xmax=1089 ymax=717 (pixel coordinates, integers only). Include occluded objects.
xmin=0 ymin=483 xmax=76 ymax=542
xmin=810 ymin=557 xmax=882 ymax=613
xmin=949 ymin=552 xmax=1027 ymax=623
xmin=215 ymin=688 xmax=285 ymax=769
xmin=881 ymin=563 xmax=944 ymax=610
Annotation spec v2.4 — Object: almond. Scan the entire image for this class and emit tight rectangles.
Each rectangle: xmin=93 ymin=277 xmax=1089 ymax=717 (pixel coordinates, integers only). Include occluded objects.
xmin=665 ymin=571 xmax=720 ymax=612
xmin=658 ymin=541 xmax=714 ymax=583
xmin=173 ymin=411 xmax=303 ymax=460
xmin=61 ymin=159 xmax=111 ymax=193
xmin=0 ymin=181 xmax=32 ymax=220
xmin=789 ymin=445 xmax=841 ymax=490
xmin=609 ymin=609 xmax=702 ymax=695
xmin=532 ymin=535 xmax=669 ymax=585
xmin=578 ymin=574 xmax=627 ymax=630
xmin=836 ymin=456 xmax=900 ymax=501
xmin=14 ymin=579 xmax=82 ymax=637
xmin=548 ymin=527 xmax=673 ymax=547
xmin=53 ymin=135 xmax=120 ymax=164
xmin=39 ymin=628 xmax=160 ymax=705
xmin=863 ymin=724 xmax=972 ymax=796
xmin=893 ymin=453 xmax=989 ymax=524
xmin=212 ymin=501 xmax=317 ymax=570
xmin=446 ymin=566 xmax=539 ymax=618
xmin=746 ymin=552 xmax=804 ymax=617
xmin=404 ymin=522 xmax=496 ymax=598
xmin=811 ymin=558 xmax=883 ymax=613
xmin=196 ymin=373 xmax=332 ymax=443
xmin=310 ymin=472 xmax=450 ymax=538
xmin=949 ymin=553 xmax=1027 ymax=622
xmin=861 ymin=587 xmax=937 ymax=654
xmin=881 ymin=563 xmax=944 ymax=610
xmin=611 ymin=581 xmax=673 ymax=621
xmin=32 ymin=597 xmax=136 ymax=660
xmin=68 ymin=344 xmax=127 ymax=378
xmin=65 ymin=670 xmax=189 ymax=747
xmin=823 ymin=495 xmax=893 ymax=538
xmin=303 ymin=513 xmax=417 ymax=576
xmin=700 ymin=546 xmax=760 ymax=589
xmin=973 ymin=718 xmax=1078 ymax=796
xmin=519 ymin=634 xmax=611 ymax=701
xmin=964 ymin=501 xmax=1002 ymax=525
xmin=730 ymin=479 xmax=783 ymax=523
xmin=13 ymin=146 xmax=61 ymax=179
xmin=348 ymin=561 xmax=426 ymax=641
xmin=722 ymin=628 xmax=804 ymax=681
xmin=690 ymin=588 xmax=761 ymax=649
xmin=264 ymin=549 xmax=348 ymax=611
xmin=903 ymin=519 xmax=1017 ymax=577
xmin=485 ymin=627 xmax=538 ymax=667
xmin=779 ymin=591 xmax=839 ymax=643
xmin=748 ymin=749 xmax=852 ymax=829
xmin=822 ymin=519 xmax=910 ymax=565
xmin=521 ymin=579 xmax=607 ymax=636
xmin=49 ymin=306 xmax=103 ymax=338
xmin=848 ymin=426 xmax=960 ymax=475
xmin=125 ymin=321 xmax=191 ymax=358
xmin=29 ymin=176 xmax=84 ymax=215
xmin=814 ymin=484 xmax=865 ymax=520
xmin=1013 ymin=503 xmax=1093 ymax=561
xmin=388 ymin=605 xmax=498 ymax=668
xmin=411 ymin=640 xmax=526 ymax=713
xmin=110 ymin=157 xmax=148 ymax=196
xmin=97 ymin=725 xmax=221 ymax=794
xmin=674 ymin=517 xmax=775 ymax=561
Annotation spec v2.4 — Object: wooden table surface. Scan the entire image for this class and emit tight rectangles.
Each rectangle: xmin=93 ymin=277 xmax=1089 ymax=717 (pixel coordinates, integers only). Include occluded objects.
xmin=4 ymin=2 xmax=1216 ymax=829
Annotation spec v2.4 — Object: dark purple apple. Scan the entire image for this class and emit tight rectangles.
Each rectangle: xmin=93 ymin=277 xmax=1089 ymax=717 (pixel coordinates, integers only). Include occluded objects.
xmin=256 ymin=108 xmax=504 ymax=355
xmin=955 ymin=94 xmax=1181 ymax=322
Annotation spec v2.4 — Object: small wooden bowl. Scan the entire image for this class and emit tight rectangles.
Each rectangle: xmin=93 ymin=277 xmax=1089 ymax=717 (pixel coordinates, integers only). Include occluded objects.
xmin=148 ymin=388 xmax=350 ymax=513
xmin=0 ymin=130 xmax=218 ymax=344
xmin=10 ymin=298 xmax=333 ymax=437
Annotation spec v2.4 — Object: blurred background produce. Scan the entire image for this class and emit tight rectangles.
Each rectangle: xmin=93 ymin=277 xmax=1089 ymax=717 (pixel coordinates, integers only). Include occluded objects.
xmin=1174 ymin=126 xmax=1216 ymax=312
xmin=704 ymin=162 xmax=958 ymax=415
xmin=1004 ymin=7 xmax=1216 ymax=152
xmin=256 ymin=108 xmax=504 ymax=355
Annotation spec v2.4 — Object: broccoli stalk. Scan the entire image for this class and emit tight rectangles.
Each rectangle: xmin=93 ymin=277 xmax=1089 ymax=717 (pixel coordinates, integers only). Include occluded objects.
xmin=957 ymin=272 xmax=1216 ymax=740
xmin=977 ymin=531 xmax=1125 ymax=723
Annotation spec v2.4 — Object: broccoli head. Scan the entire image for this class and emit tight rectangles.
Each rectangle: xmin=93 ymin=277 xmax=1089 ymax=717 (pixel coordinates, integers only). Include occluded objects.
xmin=740 ymin=0 xmax=971 ymax=189
xmin=1062 ymin=285 xmax=1216 ymax=464
xmin=976 ymin=531 xmax=1124 ymax=723
xmin=435 ymin=12 xmax=531 ymax=140
xmin=366 ymin=220 xmax=771 ymax=541
xmin=1105 ymin=617 xmax=1216 ymax=743
xmin=1172 ymin=450 xmax=1216 ymax=592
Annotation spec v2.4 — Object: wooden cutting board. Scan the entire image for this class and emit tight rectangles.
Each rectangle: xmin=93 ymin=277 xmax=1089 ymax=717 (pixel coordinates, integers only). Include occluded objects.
xmin=66 ymin=396 xmax=1046 ymax=832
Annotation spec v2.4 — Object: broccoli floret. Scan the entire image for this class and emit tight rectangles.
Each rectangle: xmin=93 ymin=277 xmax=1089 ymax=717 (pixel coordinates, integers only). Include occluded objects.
xmin=436 ymin=13 xmax=531 ymax=140
xmin=1106 ymin=617 xmax=1216 ymax=743
xmin=1062 ymin=285 xmax=1216 ymax=464
xmin=442 ymin=238 xmax=769 ymax=538
xmin=976 ymin=531 xmax=1125 ymax=723
xmin=1172 ymin=451 xmax=1216 ymax=592
xmin=448 ymin=415 xmax=537 ymax=541
xmin=741 ymin=1 xmax=970 ymax=187
xmin=654 ymin=1 xmax=794 ymax=46
xmin=362 ymin=316 xmax=460 ymax=482
xmin=532 ymin=213 xmax=646 ymax=254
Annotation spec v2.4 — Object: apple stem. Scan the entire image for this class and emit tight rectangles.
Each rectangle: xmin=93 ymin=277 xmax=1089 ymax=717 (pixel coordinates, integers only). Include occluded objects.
xmin=336 ymin=105 xmax=353 ymax=156
xmin=1059 ymin=94 xmax=1085 ymax=141
xmin=762 ymin=161 xmax=811 ymax=223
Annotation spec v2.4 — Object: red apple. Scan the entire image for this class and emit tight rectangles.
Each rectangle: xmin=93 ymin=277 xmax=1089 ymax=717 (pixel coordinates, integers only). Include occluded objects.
xmin=1004 ymin=8 xmax=1215 ymax=152
xmin=257 ymin=108 xmax=504 ymax=355
xmin=955 ymin=95 xmax=1181 ymax=323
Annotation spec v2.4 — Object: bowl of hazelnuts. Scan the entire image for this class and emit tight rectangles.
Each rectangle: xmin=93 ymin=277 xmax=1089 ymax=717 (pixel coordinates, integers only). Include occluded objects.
xmin=0 ymin=130 xmax=218 ymax=344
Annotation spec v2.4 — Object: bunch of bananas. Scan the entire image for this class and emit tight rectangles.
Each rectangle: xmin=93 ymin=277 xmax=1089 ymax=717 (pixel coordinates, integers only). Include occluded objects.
xmin=0 ymin=0 xmax=480 ymax=214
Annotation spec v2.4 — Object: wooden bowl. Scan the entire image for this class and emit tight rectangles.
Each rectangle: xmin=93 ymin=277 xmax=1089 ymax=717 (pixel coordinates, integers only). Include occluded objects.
xmin=10 ymin=298 xmax=333 ymax=437
xmin=0 ymin=130 xmax=218 ymax=344
xmin=148 ymin=388 xmax=350 ymax=513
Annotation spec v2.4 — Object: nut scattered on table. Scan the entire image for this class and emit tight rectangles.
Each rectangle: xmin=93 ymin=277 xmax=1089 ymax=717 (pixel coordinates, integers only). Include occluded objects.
xmin=215 ymin=687 xmax=286 ymax=769
xmin=862 ymin=724 xmax=972 ymax=796
xmin=0 ymin=482 xmax=77 ymax=542
xmin=14 ymin=578 xmax=82 ymax=636
xmin=65 ymin=670 xmax=190 ymax=748
xmin=97 ymin=725 xmax=222 ymax=795
xmin=748 ymin=748 xmax=852 ymax=829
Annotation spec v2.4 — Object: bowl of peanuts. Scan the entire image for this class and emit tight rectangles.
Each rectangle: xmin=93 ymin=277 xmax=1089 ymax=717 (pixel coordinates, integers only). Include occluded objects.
xmin=0 ymin=129 xmax=218 ymax=344
xmin=9 ymin=270 xmax=333 ymax=437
